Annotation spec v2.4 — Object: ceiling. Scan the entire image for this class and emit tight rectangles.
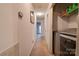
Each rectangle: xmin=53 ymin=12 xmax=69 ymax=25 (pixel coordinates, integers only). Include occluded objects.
xmin=32 ymin=3 xmax=49 ymax=20
xmin=32 ymin=3 xmax=49 ymax=11
xmin=32 ymin=3 xmax=50 ymax=20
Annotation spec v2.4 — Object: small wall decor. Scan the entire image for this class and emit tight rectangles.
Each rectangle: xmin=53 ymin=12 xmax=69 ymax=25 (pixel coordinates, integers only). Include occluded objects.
xmin=18 ymin=11 xmax=23 ymax=19
xmin=30 ymin=11 xmax=34 ymax=24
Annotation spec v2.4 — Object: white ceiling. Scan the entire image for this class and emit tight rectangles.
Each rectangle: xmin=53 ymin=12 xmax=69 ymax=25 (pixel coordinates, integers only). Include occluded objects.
xmin=32 ymin=3 xmax=49 ymax=11
xmin=32 ymin=3 xmax=50 ymax=20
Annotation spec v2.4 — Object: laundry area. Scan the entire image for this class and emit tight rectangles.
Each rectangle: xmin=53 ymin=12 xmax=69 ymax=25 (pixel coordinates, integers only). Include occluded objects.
xmin=53 ymin=3 xmax=78 ymax=56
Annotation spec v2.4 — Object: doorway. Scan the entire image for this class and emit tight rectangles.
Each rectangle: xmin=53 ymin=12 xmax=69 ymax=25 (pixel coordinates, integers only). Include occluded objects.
xmin=36 ymin=22 xmax=42 ymax=39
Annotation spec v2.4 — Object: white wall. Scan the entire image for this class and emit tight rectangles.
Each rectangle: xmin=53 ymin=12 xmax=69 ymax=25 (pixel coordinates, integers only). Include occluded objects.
xmin=68 ymin=14 xmax=78 ymax=29
xmin=0 ymin=3 xmax=35 ymax=56
xmin=44 ymin=4 xmax=53 ymax=53
xmin=57 ymin=16 xmax=69 ymax=31
xmin=57 ymin=14 xmax=78 ymax=32
xmin=17 ymin=4 xmax=35 ymax=55
xmin=0 ymin=4 xmax=18 ymax=54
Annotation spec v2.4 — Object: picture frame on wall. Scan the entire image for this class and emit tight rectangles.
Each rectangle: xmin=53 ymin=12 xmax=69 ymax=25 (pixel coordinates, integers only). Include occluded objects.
xmin=30 ymin=11 xmax=35 ymax=24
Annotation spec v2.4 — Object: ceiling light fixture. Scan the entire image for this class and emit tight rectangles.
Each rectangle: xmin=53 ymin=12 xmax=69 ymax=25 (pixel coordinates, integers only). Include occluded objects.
xmin=36 ymin=12 xmax=44 ymax=16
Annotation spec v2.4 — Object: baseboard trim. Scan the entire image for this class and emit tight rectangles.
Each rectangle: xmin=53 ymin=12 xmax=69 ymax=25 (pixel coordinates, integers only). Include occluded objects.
xmin=29 ymin=40 xmax=36 ymax=56
xmin=0 ymin=42 xmax=19 ymax=56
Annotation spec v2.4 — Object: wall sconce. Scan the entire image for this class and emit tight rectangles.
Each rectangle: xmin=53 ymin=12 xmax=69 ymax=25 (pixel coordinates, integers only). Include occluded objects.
xmin=18 ymin=11 xmax=23 ymax=19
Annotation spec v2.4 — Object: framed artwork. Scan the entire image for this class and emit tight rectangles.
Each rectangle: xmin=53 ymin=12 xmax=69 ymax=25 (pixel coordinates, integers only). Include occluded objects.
xmin=30 ymin=11 xmax=34 ymax=24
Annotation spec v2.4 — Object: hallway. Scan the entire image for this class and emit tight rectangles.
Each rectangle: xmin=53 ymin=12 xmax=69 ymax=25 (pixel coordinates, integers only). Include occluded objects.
xmin=30 ymin=36 xmax=51 ymax=56
xmin=0 ymin=3 xmax=78 ymax=56
xmin=0 ymin=3 xmax=53 ymax=56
